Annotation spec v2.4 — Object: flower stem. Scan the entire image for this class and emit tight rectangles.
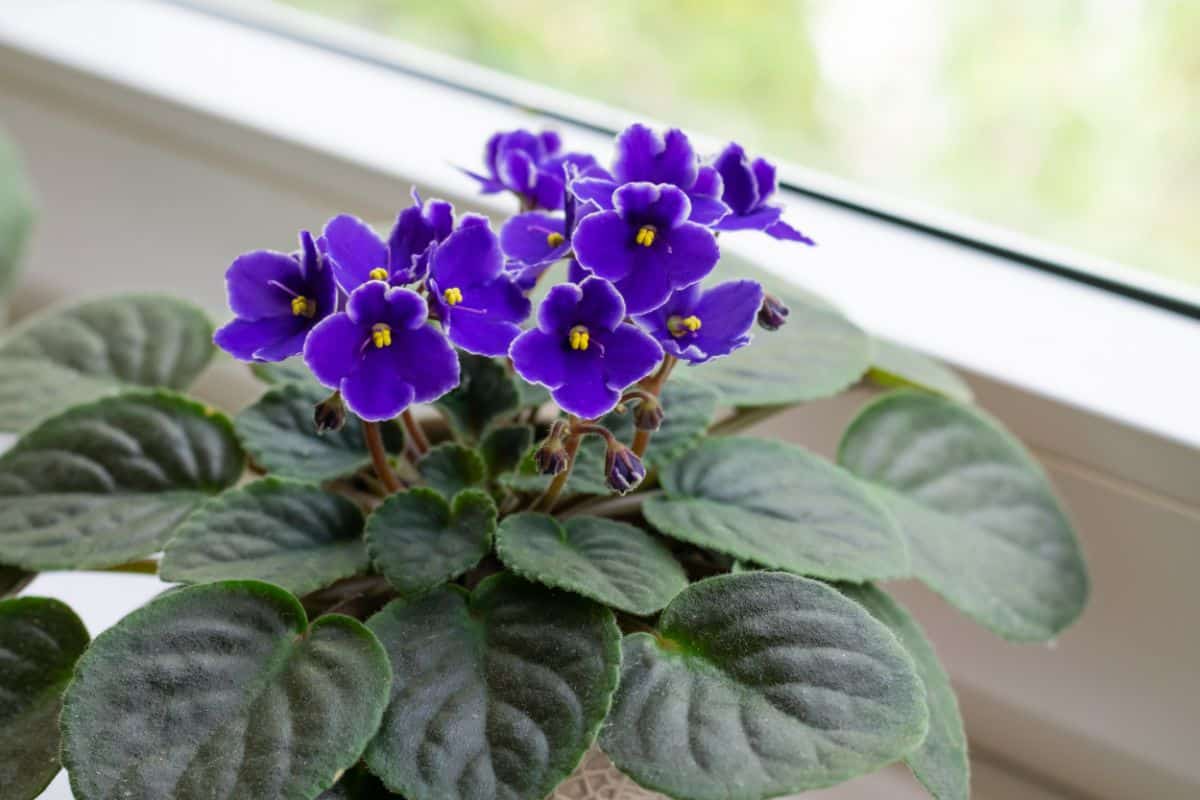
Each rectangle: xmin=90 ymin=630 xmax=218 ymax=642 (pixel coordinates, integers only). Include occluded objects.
xmin=533 ymin=427 xmax=582 ymax=513
xmin=401 ymin=409 xmax=432 ymax=456
xmin=364 ymin=421 xmax=403 ymax=494
xmin=558 ymin=490 xmax=662 ymax=520
xmin=632 ymin=355 xmax=677 ymax=458
xmin=97 ymin=558 xmax=159 ymax=575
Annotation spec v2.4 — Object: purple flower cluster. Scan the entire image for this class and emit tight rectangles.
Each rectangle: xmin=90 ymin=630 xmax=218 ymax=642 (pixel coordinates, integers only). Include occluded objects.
xmin=215 ymin=122 xmax=812 ymax=423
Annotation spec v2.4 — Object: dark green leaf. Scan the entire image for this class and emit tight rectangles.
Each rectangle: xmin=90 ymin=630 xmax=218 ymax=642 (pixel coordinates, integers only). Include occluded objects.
xmin=838 ymin=391 xmax=1089 ymax=641
xmin=366 ymin=488 xmax=495 ymax=595
xmin=364 ymin=574 xmax=621 ymax=800
xmin=867 ymin=338 xmax=973 ymax=403
xmin=0 ymin=294 xmax=215 ymax=432
xmin=600 ymin=571 xmax=929 ymax=800
xmin=841 ymin=583 xmax=969 ymax=800
xmin=505 ymin=378 xmax=718 ymax=498
xmin=702 ymin=255 xmax=872 ymax=406
xmin=0 ymin=128 xmax=35 ymax=304
xmin=235 ymin=381 xmax=403 ymax=482
xmin=0 ymin=563 xmax=34 ymax=598
xmin=160 ymin=478 xmax=369 ymax=595
xmin=479 ymin=424 xmax=534 ymax=481
xmin=62 ymin=580 xmax=392 ymax=800
xmin=644 ymin=437 xmax=908 ymax=581
xmin=0 ymin=391 xmax=244 ymax=570
xmin=250 ymin=357 xmax=320 ymax=387
xmin=515 ymin=377 xmax=552 ymax=408
xmin=417 ymin=443 xmax=486 ymax=498
xmin=434 ymin=352 xmax=520 ymax=441
xmin=0 ymin=596 xmax=89 ymax=800
xmin=496 ymin=513 xmax=687 ymax=615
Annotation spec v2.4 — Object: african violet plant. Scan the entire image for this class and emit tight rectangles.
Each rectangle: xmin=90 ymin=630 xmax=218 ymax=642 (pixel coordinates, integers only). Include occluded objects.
xmin=0 ymin=123 xmax=1089 ymax=800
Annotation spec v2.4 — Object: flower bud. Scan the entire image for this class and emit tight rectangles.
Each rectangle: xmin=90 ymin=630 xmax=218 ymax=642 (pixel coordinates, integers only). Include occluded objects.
xmin=533 ymin=432 xmax=570 ymax=476
xmin=757 ymin=293 xmax=790 ymax=331
xmin=605 ymin=443 xmax=646 ymax=495
xmin=632 ymin=396 xmax=664 ymax=432
xmin=313 ymin=391 xmax=346 ymax=433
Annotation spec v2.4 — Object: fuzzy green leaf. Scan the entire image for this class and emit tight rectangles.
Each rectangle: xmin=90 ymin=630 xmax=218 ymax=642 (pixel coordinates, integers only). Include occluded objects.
xmin=601 ymin=571 xmax=928 ymax=800
xmin=0 ymin=128 xmax=35 ymax=304
xmin=366 ymin=488 xmax=496 ymax=595
xmin=417 ymin=442 xmax=487 ymax=498
xmin=161 ymin=478 xmax=369 ymax=594
xmin=496 ymin=513 xmax=688 ymax=615
xmin=644 ymin=437 xmax=908 ymax=581
xmin=62 ymin=580 xmax=392 ymax=800
xmin=702 ymin=256 xmax=872 ymax=406
xmin=838 ymin=391 xmax=1089 ymax=641
xmin=867 ymin=338 xmax=973 ymax=403
xmin=0 ymin=391 xmax=243 ymax=570
xmin=479 ymin=424 xmax=534 ymax=481
xmin=0 ymin=597 xmax=89 ymax=800
xmin=435 ymin=353 xmax=521 ymax=441
xmin=0 ymin=294 xmax=215 ymax=432
xmin=364 ymin=574 xmax=621 ymax=800
xmin=235 ymin=382 xmax=404 ymax=482
xmin=841 ymin=583 xmax=969 ymax=800
xmin=250 ymin=357 xmax=320 ymax=387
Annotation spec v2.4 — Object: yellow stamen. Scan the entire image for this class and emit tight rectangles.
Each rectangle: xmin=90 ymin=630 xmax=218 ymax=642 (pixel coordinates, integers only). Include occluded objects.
xmin=368 ymin=267 xmax=389 ymax=281
xmin=668 ymin=314 xmax=702 ymax=337
xmin=443 ymin=287 xmax=464 ymax=306
xmin=546 ymin=231 xmax=566 ymax=248
xmin=635 ymin=225 xmax=657 ymax=247
xmin=371 ymin=323 xmax=392 ymax=349
xmin=291 ymin=296 xmax=316 ymax=318
xmin=568 ymin=325 xmax=590 ymax=351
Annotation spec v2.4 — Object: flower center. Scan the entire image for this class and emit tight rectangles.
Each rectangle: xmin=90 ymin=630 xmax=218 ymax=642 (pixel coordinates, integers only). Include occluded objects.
xmin=667 ymin=315 xmax=702 ymax=337
xmin=546 ymin=231 xmax=566 ymax=248
xmin=443 ymin=287 xmax=464 ymax=306
xmin=635 ymin=225 xmax=657 ymax=247
xmin=368 ymin=267 xmax=389 ymax=281
xmin=371 ymin=323 xmax=393 ymax=348
xmin=290 ymin=296 xmax=316 ymax=318
xmin=568 ymin=324 xmax=590 ymax=351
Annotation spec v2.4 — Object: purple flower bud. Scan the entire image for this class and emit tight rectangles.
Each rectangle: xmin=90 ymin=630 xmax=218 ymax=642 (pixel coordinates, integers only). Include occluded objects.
xmin=313 ymin=390 xmax=346 ymax=433
xmin=605 ymin=443 xmax=646 ymax=495
xmin=632 ymin=396 xmax=664 ymax=432
xmin=757 ymin=293 xmax=790 ymax=331
xmin=533 ymin=436 xmax=570 ymax=476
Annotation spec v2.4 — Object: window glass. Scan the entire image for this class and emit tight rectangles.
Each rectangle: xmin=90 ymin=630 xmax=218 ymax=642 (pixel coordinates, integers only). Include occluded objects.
xmin=279 ymin=0 xmax=1200 ymax=288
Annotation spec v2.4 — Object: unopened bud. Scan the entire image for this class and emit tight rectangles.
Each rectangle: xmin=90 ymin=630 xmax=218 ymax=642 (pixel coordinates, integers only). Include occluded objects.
xmin=757 ymin=293 xmax=790 ymax=331
xmin=533 ymin=430 xmax=570 ymax=476
xmin=605 ymin=444 xmax=646 ymax=495
xmin=632 ymin=396 xmax=664 ymax=432
xmin=313 ymin=391 xmax=346 ymax=433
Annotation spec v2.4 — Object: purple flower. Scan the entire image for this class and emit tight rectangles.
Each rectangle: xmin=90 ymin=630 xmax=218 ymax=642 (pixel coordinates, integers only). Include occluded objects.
xmin=303 ymin=281 xmax=459 ymax=421
xmin=499 ymin=211 xmax=571 ymax=290
xmin=427 ymin=215 xmax=531 ymax=357
xmin=569 ymin=124 xmax=730 ymax=226
xmin=709 ymin=144 xmax=814 ymax=244
xmin=322 ymin=192 xmax=454 ymax=293
xmin=571 ymin=183 xmax=720 ymax=315
xmin=462 ymin=128 xmax=600 ymax=210
xmin=509 ymin=277 xmax=663 ymax=419
xmin=214 ymin=230 xmax=337 ymax=362
xmin=635 ymin=280 xmax=764 ymax=364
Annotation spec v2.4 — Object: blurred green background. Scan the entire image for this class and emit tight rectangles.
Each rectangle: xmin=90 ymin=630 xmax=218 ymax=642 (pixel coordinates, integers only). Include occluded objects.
xmin=281 ymin=0 xmax=1200 ymax=287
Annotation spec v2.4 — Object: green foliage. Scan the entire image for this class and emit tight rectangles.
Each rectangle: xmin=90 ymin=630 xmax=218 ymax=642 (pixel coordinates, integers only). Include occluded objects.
xmin=160 ymin=478 xmax=369 ymax=594
xmin=0 ymin=391 xmax=243 ymax=570
xmin=0 ymin=128 xmax=35 ymax=306
xmin=62 ymin=581 xmax=392 ymax=800
xmin=0 ymin=596 xmax=89 ymax=800
xmin=479 ymin=424 xmax=533 ymax=482
xmin=644 ymin=437 xmax=908 ymax=581
xmin=434 ymin=352 xmax=521 ymax=440
xmin=867 ymin=338 xmax=974 ymax=402
xmin=416 ymin=442 xmax=487 ymax=497
xmin=496 ymin=513 xmax=688 ymax=615
xmin=839 ymin=390 xmax=1089 ymax=641
xmin=600 ymin=572 xmax=929 ymax=800
xmin=250 ymin=356 xmax=320 ymax=387
xmin=842 ymin=583 xmax=969 ymax=800
xmin=366 ymin=487 xmax=496 ymax=595
xmin=0 ymin=294 xmax=215 ymax=432
xmin=235 ymin=381 xmax=404 ymax=482
xmin=364 ymin=574 xmax=621 ymax=800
